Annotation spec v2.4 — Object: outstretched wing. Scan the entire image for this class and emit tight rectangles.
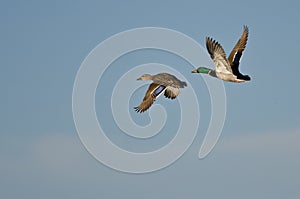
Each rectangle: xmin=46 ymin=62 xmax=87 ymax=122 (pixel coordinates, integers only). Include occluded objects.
xmin=206 ymin=37 xmax=232 ymax=74
xmin=164 ymin=87 xmax=180 ymax=99
xmin=134 ymin=83 xmax=166 ymax=113
xmin=227 ymin=26 xmax=249 ymax=71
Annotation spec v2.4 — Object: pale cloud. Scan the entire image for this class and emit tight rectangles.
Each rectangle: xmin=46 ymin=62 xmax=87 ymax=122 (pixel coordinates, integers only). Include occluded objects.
xmin=31 ymin=133 xmax=118 ymax=182
xmin=1 ymin=129 xmax=300 ymax=199
xmin=218 ymin=129 xmax=300 ymax=155
xmin=0 ymin=133 xmax=111 ymax=184
xmin=2 ymin=129 xmax=299 ymax=179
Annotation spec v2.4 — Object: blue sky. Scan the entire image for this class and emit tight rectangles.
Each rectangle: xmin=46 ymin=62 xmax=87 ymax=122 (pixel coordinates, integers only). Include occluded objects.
xmin=1 ymin=0 xmax=300 ymax=198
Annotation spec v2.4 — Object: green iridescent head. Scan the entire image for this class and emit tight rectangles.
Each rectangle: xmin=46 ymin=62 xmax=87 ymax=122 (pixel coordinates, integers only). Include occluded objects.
xmin=191 ymin=67 xmax=211 ymax=74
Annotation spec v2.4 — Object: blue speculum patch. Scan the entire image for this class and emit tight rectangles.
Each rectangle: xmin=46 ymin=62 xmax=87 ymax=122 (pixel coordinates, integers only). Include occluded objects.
xmin=154 ymin=85 xmax=166 ymax=96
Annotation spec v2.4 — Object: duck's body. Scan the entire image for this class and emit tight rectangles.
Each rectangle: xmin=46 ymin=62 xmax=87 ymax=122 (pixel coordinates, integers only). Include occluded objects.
xmin=192 ymin=26 xmax=251 ymax=83
xmin=135 ymin=73 xmax=187 ymax=113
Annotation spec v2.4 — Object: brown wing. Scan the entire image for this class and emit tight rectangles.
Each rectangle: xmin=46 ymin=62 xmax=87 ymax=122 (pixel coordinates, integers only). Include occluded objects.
xmin=134 ymin=83 xmax=165 ymax=113
xmin=164 ymin=87 xmax=180 ymax=99
xmin=227 ymin=26 xmax=249 ymax=68
xmin=152 ymin=73 xmax=187 ymax=88
xmin=206 ymin=37 xmax=232 ymax=74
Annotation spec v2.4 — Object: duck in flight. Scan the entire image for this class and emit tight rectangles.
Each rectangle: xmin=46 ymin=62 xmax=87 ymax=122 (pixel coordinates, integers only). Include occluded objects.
xmin=192 ymin=26 xmax=251 ymax=83
xmin=134 ymin=73 xmax=187 ymax=113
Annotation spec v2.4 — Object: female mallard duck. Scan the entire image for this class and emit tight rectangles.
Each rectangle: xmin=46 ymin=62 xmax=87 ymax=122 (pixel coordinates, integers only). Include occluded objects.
xmin=135 ymin=73 xmax=187 ymax=113
xmin=192 ymin=26 xmax=251 ymax=83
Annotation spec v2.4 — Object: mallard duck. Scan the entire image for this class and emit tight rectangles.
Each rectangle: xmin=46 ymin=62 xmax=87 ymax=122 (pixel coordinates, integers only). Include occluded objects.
xmin=134 ymin=73 xmax=187 ymax=113
xmin=192 ymin=26 xmax=251 ymax=83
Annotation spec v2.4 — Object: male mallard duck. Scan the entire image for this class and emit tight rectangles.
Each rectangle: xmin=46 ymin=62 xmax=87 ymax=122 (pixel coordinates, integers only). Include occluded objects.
xmin=135 ymin=73 xmax=187 ymax=113
xmin=192 ymin=26 xmax=251 ymax=83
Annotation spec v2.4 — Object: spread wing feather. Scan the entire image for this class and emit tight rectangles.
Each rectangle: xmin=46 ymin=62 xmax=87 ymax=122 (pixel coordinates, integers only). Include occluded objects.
xmin=134 ymin=83 xmax=166 ymax=113
xmin=206 ymin=37 xmax=232 ymax=74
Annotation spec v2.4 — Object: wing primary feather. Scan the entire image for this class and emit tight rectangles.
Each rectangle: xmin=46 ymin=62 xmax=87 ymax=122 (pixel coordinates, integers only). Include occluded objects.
xmin=228 ymin=25 xmax=249 ymax=67
xmin=134 ymin=84 xmax=166 ymax=113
